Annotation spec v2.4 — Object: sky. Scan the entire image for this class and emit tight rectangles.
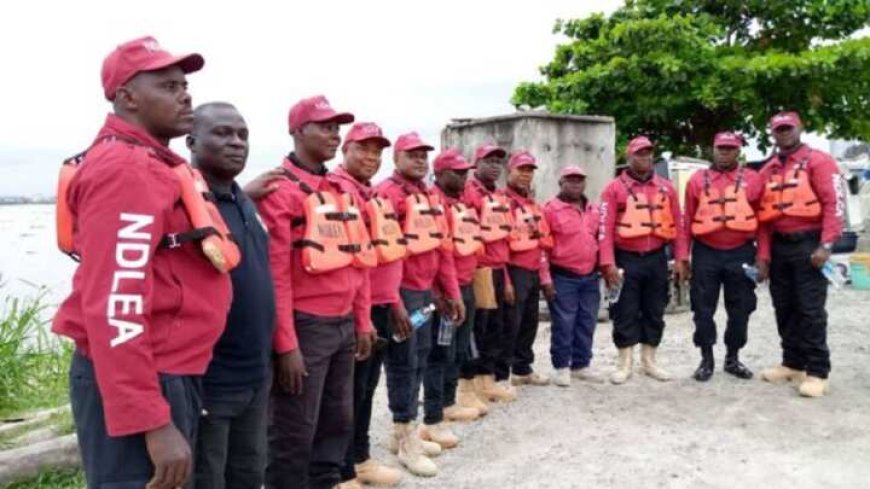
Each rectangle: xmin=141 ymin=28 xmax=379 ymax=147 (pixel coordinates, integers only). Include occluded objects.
xmin=0 ymin=0 xmax=624 ymax=197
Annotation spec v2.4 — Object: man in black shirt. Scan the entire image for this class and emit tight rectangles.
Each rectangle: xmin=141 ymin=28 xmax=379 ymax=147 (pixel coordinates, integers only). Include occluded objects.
xmin=188 ymin=102 xmax=276 ymax=489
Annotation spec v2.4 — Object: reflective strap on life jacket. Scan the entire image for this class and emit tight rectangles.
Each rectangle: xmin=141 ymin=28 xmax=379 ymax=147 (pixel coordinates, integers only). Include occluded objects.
xmin=450 ymin=202 xmax=483 ymax=257
xmin=758 ymin=157 xmax=820 ymax=222
xmin=343 ymin=194 xmax=377 ymax=269
xmin=616 ymin=181 xmax=676 ymax=240
xmin=479 ymin=194 xmax=512 ymax=242
xmin=403 ymin=192 xmax=443 ymax=255
xmin=366 ymin=197 xmax=407 ymax=264
xmin=509 ymin=201 xmax=552 ymax=252
xmin=292 ymin=190 xmax=355 ymax=274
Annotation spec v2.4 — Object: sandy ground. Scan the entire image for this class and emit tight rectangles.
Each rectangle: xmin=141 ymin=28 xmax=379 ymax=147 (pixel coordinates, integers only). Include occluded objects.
xmin=363 ymin=286 xmax=870 ymax=489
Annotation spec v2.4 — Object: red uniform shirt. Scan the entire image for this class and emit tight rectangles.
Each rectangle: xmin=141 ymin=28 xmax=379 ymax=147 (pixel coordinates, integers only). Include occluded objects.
xmin=375 ymin=173 xmax=461 ymax=300
xmin=431 ymin=184 xmax=477 ymax=286
xmin=683 ymin=167 xmax=763 ymax=251
xmin=256 ymin=157 xmax=372 ymax=355
xmin=463 ymin=176 xmax=510 ymax=269
xmin=757 ymin=144 xmax=844 ymax=261
xmin=599 ymin=172 xmax=689 ymax=267
xmin=52 ymin=114 xmax=232 ymax=436
xmin=540 ymin=196 xmax=600 ymax=284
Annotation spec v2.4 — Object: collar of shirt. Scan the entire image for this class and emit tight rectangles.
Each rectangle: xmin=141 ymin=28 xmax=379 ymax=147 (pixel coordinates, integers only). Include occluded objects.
xmin=771 ymin=144 xmax=812 ymax=169
xmin=288 ymin=152 xmax=328 ymax=176
xmin=552 ymin=195 xmax=590 ymax=213
xmin=470 ymin=175 xmax=498 ymax=195
xmin=97 ymin=113 xmax=188 ymax=167
xmin=333 ymin=165 xmax=372 ymax=199
xmin=390 ymin=170 xmax=427 ymax=194
xmin=620 ymin=171 xmax=660 ymax=190
xmin=212 ymin=181 xmax=242 ymax=202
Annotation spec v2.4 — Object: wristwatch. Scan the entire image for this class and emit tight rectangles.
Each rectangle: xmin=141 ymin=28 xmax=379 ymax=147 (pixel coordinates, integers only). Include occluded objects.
xmin=822 ymin=243 xmax=833 ymax=252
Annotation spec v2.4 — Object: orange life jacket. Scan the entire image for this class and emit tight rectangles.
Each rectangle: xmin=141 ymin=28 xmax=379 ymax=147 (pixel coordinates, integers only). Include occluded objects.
xmin=449 ymin=202 xmax=484 ymax=257
xmin=691 ymin=169 xmax=758 ymax=236
xmin=55 ymin=140 xmax=241 ymax=273
xmin=402 ymin=192 xmax=444 ymax=255
xmin=757 ymin=157 xmax=821 ymax=222
xmin=616 ymin=180 xmax=677 ymax=240
xmin=366 ymin=197 xmax=407 ymax=264
xmin=430 ymin=193 xmax=454 ymax=253
xmin=509 ymin=200 xmax=554 ymax=252
xmin=479 ymin=194 xmax=512 ymax=243
xmin=281 ymin=168 xmax=373 ymax=274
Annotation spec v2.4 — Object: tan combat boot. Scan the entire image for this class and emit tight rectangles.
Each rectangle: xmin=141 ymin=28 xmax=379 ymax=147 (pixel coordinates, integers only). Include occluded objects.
xmin=798 ymin=376 xmax=830 ymax=398
xmin=511 ymin=372 xmax=551 ymax=386
xmin=443 ymin=403 xmax=480 ymax=422
xmin=610 ymin=346 xmax=634 ymax=384
xmin=418 ymin=422 xmax=460 ymax=449
xmin=640 ymin=344 xmax=671 ymax=381
xmin=335 ymin=479 xmax=363 ymax=489
xmin=480 ymin=375 xmax=516 ymax=402
xmin=760 ymin=364 xmax=806 ymax=384
xmin=354 ymin=458 xmax=402 ymax=487
xmin=395 ymin=423 xmax=438 ymax=477
xmin=389 ymin=422 xmax=442 ymax=457
xmin=457 ymin=378 xmax=488 ymax=416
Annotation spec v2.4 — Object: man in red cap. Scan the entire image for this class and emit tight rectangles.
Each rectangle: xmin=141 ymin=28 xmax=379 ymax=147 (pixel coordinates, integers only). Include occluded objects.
xmin=540 ymin=165 xmax=603 ymax=387
xmin=501 ymin=150 xmax=552 ymax=388
xmin=600 ymin=136 xmax=689 ymax=384
xmin=463 ymin=142 xmax=517 ymax=403
xmin=374 ymin=133 xmax=464 ymax=478
xmin=755 ymin=111 xmax=843 ymax=398
xmin=52 ymin=36 xmax=231 ymax=489
xmin=684 ymin=132 xmax=762 ymax=382
xmin=256 ymin=95 xmax=373 ymax=489
xmin=330 ymin=122 xmax=402 ymax=489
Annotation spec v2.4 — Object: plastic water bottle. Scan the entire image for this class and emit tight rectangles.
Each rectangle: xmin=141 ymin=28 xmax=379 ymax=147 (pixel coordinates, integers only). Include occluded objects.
xmin=606 ymin=269 xmax=625 ymax=304
xmin=393 ymin=304 xmax=436 ymax=342
xmin=742 ymin=263 xmax=762 ymax=284
xmin=822 ymin=261 xmax=846 ymax=289
xmin=437 ymin=316 xmax=455 ymax=346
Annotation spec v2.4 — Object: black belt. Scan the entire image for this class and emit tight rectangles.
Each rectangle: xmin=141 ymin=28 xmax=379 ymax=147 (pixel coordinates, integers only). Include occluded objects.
xmin=773 ymin=230 xmax=821 ymax=243
xmin=615 ymin=247 xmax=664 ymax=257
xmin=550 ymin=264 xmax=597 ymax=279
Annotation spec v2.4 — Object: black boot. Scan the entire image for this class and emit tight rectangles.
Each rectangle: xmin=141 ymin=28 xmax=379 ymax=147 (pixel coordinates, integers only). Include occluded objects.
xmin=693 ymin=346 xmax=714 ymax=382
xmin=724 ymin=350 xmax=753 ymax=379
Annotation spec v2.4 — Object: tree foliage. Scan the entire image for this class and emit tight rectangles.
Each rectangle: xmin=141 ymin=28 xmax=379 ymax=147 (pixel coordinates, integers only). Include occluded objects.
xmin=512 ymin=0 xmax=870 ymax=158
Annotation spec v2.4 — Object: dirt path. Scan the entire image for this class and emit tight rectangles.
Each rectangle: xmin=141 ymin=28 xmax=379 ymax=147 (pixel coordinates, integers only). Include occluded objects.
xmin=365 ymin=287 xmax=870 ymax=488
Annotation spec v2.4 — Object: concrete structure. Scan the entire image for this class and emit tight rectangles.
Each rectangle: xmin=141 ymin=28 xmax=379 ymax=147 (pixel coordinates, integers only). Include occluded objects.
xmin=441 ymin=111 xmax=616 ymax=201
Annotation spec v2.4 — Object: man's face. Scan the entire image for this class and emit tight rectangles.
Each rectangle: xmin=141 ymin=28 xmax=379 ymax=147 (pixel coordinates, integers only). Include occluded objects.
xmin=773 ymin=125 xmax=801 ymax=150
xmin=395 ymin=149 xmax=430 ymax=181
xmin=559 ymin=175 xmax=586 ymax=200
xmin=120 ymin=65 xmax=194 ymax=140
xmin=296 ymin=121 xmax=341 ymax=162
xmin=628 ymin=148 xmax=654 ymax=174
xmin=508 ymin=166 xmax=535 ymax=191
xmin=343 ymin=140 xmax=385 ymax=182
xmin=437 ymin=168 xmax=469 ymax=194
xmin=475 ymin=155 xmax=505 ymax=184
xmin=713 ymin=145 xmax=740 ymax=168
xmin=187 ymin=105 xmax=249 ymax=181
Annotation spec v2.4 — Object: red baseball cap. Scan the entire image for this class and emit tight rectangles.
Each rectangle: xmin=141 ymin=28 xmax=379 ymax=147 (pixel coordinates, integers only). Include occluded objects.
xmin=343 ymin=122 xmax=390 ymax=149
xmin=101 ymin=36 xmax=204 ymax=101
xmin=626 ymin=136 xmax=655 ymax=156
xmin=288 ymin=95 xmax=354 ymax=133
xmin=559 ymin=165 xmax=587 ymax=178
xmin=394 ymin=132 xmax=434 ymax=153
xmin=433 ymin=148 xmax=474 ymax=173
xmin=474 ymin=142 xmax=507 ymax=162
xmin=770 ymin=111 xmax=801 ymax=130
xmin=714 ymin=132 xmax=743 ymax=148
xmin=509 ymin=150 xmax=537 ymax=169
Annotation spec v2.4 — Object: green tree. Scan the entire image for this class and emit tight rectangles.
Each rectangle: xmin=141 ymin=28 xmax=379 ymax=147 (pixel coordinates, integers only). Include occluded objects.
xmin=512 ymin=0 xmax=870 ymax=158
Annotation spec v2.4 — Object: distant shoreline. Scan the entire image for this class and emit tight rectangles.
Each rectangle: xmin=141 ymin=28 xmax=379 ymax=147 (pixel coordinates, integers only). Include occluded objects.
xmin=0 ymin=200 xmax=55 ymax=206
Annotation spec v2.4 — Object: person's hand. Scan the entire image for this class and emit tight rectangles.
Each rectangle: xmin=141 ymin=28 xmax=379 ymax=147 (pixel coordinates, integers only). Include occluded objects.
xmin=504 ymin=282 xmax=516 ymax=306
xmin=390 ymin=302 xmax=412 ymax=340
xmin=449 ymin=299 xmax=466 ymax=325
xmin=275 ymin=349 xmax=307 ymax=395
xmin=674 ymin=260 xmax=690 ymax=283
xmin=145 ymin=423 xmax=192 ymax=489
xmin=810 ymin=245 xmax=831 ymax=269
xmin=755 ymin=259 xmax=770 ymax=282
xmin=542 ymin=283 xmax=557 ymax=302
xmin=602 ymin=265 xmax=621 ymax=289
xmin=355 ymin=331 xmax=372 ymax=361
xmin=243 ymin=168 xmax=286 ymax=200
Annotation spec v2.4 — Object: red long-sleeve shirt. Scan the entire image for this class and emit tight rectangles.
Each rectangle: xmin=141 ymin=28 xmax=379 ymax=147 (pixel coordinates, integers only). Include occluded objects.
xmin=756 ymin=144 xmax=844 ymax=261
xmin=374 ymin=172 xmax=461 ymax=300
xmin=463 ymin=176 xmax=511 ymax=269
xmin=540 ymin=197 xmax=600 ymax=285
xmin=256 ymin=157 xmax=371 ymax=354
xmin=598 ymin=172 xmax=689 ymax=267
xmin=683 ymin=167 xmax=763 ymax=251
xmin=431 ymin=184 xmax=478 ymax=286
xmin=52 ymin=114 xmax=232 ymax=436
xmin=504 ymin=186 xmax=547 ymax=273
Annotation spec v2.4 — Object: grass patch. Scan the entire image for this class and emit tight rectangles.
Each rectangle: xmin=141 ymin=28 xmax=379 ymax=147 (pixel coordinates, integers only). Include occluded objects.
xmin=0 ymin=290 xmax=73 ymax=419
xmin=3 ymin=468 xmax=85 ymax=489
xmin=0 ymin=410 xmax=73 ymax=450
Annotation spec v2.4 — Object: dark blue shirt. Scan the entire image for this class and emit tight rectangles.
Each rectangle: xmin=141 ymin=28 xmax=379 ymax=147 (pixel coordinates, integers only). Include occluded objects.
xmin=203 ymin=182 xmax=276 ymax=393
